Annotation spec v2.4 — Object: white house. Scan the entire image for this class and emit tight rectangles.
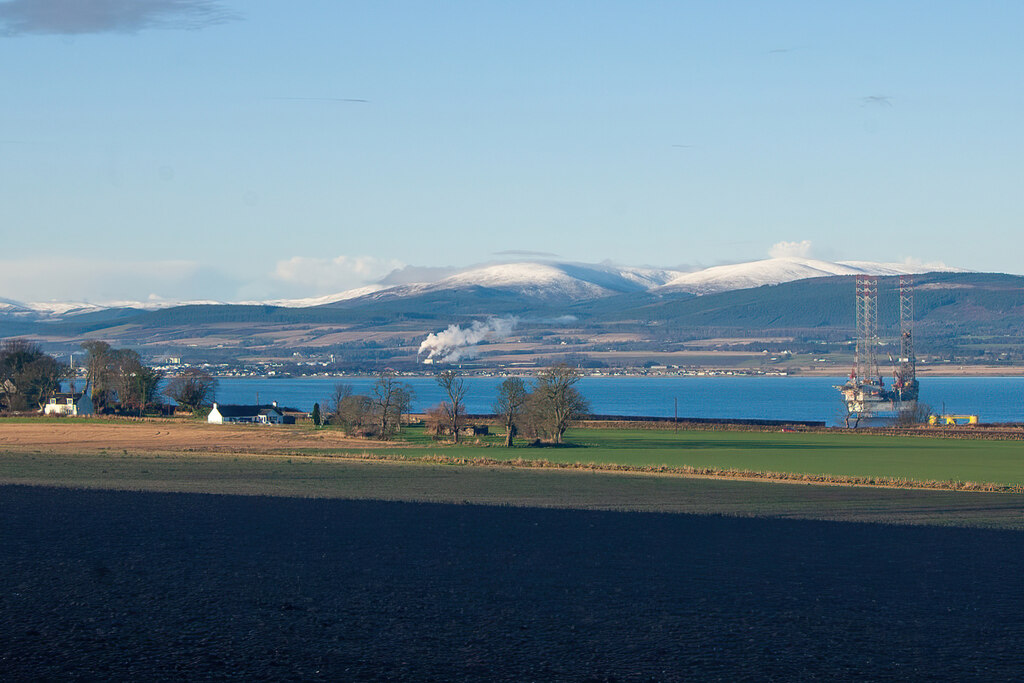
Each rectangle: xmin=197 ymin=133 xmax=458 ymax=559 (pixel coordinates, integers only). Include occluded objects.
xmin=207 ymin=402 xmax=285 ymax=425
xmin=43 ymin=389 xmax=94 ymax=417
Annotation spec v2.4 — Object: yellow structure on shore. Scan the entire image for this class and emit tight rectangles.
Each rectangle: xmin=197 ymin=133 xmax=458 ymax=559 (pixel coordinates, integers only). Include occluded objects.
xmin=928 ymin=414 xmax=979 ymax=426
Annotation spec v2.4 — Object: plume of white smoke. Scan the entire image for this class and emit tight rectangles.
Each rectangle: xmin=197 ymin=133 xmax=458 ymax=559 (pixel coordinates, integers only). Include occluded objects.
xmin=418 ymin=317 xmax=518 ymax=363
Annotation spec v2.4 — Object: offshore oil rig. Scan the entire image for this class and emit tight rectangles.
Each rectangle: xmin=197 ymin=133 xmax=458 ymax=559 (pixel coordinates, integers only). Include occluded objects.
xmin=836 ymin=275 xmax=919 ymax=426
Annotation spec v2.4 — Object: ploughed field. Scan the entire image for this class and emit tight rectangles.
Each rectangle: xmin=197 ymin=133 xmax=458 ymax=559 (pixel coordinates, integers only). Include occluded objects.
xmin=3 ymin=485 xmax=1024 ymax=680
xmin=0 ymin=420 xmax=388 ymax=455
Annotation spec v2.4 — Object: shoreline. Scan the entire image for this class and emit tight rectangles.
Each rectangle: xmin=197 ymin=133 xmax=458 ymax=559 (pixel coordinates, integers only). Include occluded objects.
xmin=195 ymin=367 xmax=1024 ymax=379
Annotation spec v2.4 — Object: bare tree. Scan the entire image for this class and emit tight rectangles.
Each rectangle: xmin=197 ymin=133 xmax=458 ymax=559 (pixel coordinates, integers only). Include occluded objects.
xmin=81 ymin=341 xmax=114 ymax=410
xmin=895 ymin=402 xmax=932 ymax=427
xmin=531 ymin=364 xmax=590 ymax=444
xmin=493 ymin=377 xmax=527 ymax=447
xmin=436 ymin=369 xmax=467 ymax=443
xmin=373 ymin=372 xmax=399 ymax=439
xmin=164 ymin=368 xmax=218 ymax=414
xmin=327 ymin=382 xmax=353 ymax=422
xmin=392 ymin=384 xmax=415 ymax=433
xmin=423 ymin=403 xmax=449 ymax=438
xmin=326 ymin=383 xmax=372 ymax=434
xmin=109 ymin=349 xmax=150 ymax=413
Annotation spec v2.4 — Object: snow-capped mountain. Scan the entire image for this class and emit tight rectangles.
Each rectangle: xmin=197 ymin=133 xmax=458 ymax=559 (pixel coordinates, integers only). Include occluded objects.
xmin=239 ymin=285 xmax=389 ymax=309
xmin=414 ymin=262 xmax=683 ymax=300
xmin=0 ymin=297 xmax=31 ymax=313
xmin=315 ymin=262 xmax=687 ymax=306
xmin=327 ymin=258 xmax=960 ymax=306
xmin=1 ymin=258 xmax=963 ymax=317
xmin=657 ymin=258 xmax=961 ymax=295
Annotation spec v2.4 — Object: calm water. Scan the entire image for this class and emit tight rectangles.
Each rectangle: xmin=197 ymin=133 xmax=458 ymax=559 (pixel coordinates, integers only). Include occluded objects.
xmin=208 ymin=376 xmax=1024 ymax=427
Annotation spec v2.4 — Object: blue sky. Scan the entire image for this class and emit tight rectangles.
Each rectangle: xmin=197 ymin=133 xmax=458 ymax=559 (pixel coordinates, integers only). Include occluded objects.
xmin=1 ymin=0 xmax=1021 ymax=303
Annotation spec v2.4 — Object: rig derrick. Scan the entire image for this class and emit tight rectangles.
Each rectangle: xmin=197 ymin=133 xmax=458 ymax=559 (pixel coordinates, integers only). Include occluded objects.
xmin=836 ymin=274 xmax=918 ymax=426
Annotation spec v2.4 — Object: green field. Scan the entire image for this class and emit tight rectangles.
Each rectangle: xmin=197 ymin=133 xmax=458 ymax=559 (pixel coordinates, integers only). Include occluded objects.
xmin=324 ymin=426 xmax=1024 ymax=487
xmin=536 ymin=428 xmax=1024 ymax=486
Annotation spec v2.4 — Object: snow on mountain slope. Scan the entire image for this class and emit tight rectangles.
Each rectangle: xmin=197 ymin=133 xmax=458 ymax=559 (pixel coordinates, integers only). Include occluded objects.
xmin=0 ymin=297 xmax=31 ymax=313
xmin=836 ymin=260 xmax=961 ymax=276
xmin=658 ymin=257 xmax=960 ymax=295
xmin=327 ymin=262 xmax=688 ymax=305
xmin=426 ymin=262 xmax=665 ymax=299
xmin=247 ymin=285 xmax=389 ymax=308
xmin=2 ymin=258 xmax=965 ymax=315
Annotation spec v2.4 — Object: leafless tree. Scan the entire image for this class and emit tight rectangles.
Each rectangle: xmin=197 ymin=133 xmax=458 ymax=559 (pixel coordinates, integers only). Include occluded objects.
xmin=530 ymin=363 xmax=590 ymax=444
xmin=392 ymin=384 xmax=415 ymax=433
xmin=436 ymin=369 xmax=467 ymax=443
xmin=165 ymin=368 xmax=218 ymax=413
xmin=423 ymin=403 xmax=449 ymax=437
xmin=493 ymin=377 xmax=527 ymax=447
xmin=109 ymin=349 xmax=148 ymax=413
xmin=326 ymin=382 xmax=371 ymax=433
xmin=327 ymin=382 xmax=353 ymax=422
xmin=81 ymin=341 xmax=114 ymax=410
xmin=895 ymin=402 xmax=932 ymax=427
xmin=372 ymin=372 xmax=400 ymax=439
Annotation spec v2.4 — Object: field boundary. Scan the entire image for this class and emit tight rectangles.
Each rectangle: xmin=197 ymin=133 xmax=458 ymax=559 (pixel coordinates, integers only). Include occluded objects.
xmin=310 ymin=449 xmax=1024 ymax=494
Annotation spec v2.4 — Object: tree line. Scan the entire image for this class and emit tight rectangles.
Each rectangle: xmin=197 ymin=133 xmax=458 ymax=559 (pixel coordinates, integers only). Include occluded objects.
xmin=80 ymin=341 xmax=217 ymax=415
xmin=314 ymin=371 xmax=416 ymax=439
xmin=314 ymin=364 xmax=589 ymax=445
xmin=490 ymin=364 xmax=589 ymax=445
xmin=0 ymin=339 xmax=218 ymax=416
xmin=3 ymin=340 xmax=588 ymax=440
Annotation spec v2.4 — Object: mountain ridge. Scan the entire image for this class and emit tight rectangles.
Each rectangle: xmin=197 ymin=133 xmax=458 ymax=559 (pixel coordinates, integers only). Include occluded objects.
xmin=0 ymin=257 xmax=966 ymax=319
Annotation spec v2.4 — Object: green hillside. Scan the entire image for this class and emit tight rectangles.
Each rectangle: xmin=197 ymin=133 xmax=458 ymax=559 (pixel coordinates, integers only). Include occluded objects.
xmin=583 ymin=272 xmax=1024 ymax=334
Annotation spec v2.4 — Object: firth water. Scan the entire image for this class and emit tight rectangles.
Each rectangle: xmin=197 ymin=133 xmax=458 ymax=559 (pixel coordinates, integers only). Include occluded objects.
xmin=210 ymin=376 xmax=1024 ymax=427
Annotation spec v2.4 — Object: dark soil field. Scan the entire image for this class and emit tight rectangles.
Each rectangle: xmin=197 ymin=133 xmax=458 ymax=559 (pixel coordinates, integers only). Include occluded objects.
xmin=3 ymin=485 xmax=1023 ymax=681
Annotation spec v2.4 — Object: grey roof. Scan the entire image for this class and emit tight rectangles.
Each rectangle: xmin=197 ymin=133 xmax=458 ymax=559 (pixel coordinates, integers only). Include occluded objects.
xmin=214 ymin=404 xmax=283 ymax=418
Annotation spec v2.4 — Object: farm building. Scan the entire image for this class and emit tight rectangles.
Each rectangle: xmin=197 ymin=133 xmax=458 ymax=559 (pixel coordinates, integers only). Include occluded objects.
xmin=208 ymin=402 xmax=290 ymax=425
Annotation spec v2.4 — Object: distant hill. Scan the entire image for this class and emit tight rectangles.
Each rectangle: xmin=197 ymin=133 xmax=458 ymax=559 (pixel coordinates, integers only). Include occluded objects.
xmin=3 ymin=260 xmax=1022 ymax=369
xmin=580 ymin=272 xmax=1024 ymax=335
xmin=4 ymin=270 xmax=1021 ymax=341
xmin=656 ymin=257 xmax=960 ymax=295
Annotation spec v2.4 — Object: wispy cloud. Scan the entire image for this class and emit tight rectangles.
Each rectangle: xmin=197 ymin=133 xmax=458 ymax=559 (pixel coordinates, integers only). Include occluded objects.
xmin=769 ymin=240 xmax=813 ymax=258
xmin=0 ymin=0 xmax=238 ymax=36
xmin=272 ymin=255 xmax=404 ymax=294
xmin=861 ymin=95 xmax=893 ymax=107
xmin=267 ymin=97 xmax=369 ymax=103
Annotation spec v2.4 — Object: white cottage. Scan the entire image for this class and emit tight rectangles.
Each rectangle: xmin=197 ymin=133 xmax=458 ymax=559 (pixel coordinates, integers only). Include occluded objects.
xmin=43 ymin=389 xmax=94 ymax=416
xmin=207 ymin=402 xmax=285 ymax=425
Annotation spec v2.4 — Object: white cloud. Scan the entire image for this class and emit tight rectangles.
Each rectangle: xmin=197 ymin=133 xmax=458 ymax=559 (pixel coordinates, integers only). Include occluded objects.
xmin=769 ymin=240 xmax=813 ymax=259
xmin=0 ymin=257 xmax=236 ymax=303
xmin=898 ymin=256 xmax=950 ymax=269
xmin=272 ymin=255 xmax=404 ymax=293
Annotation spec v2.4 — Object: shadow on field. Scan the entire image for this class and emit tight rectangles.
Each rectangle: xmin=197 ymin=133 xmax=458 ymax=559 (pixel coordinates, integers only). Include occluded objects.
xmin=2 ymin=485 xmax=1023 ymax=680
